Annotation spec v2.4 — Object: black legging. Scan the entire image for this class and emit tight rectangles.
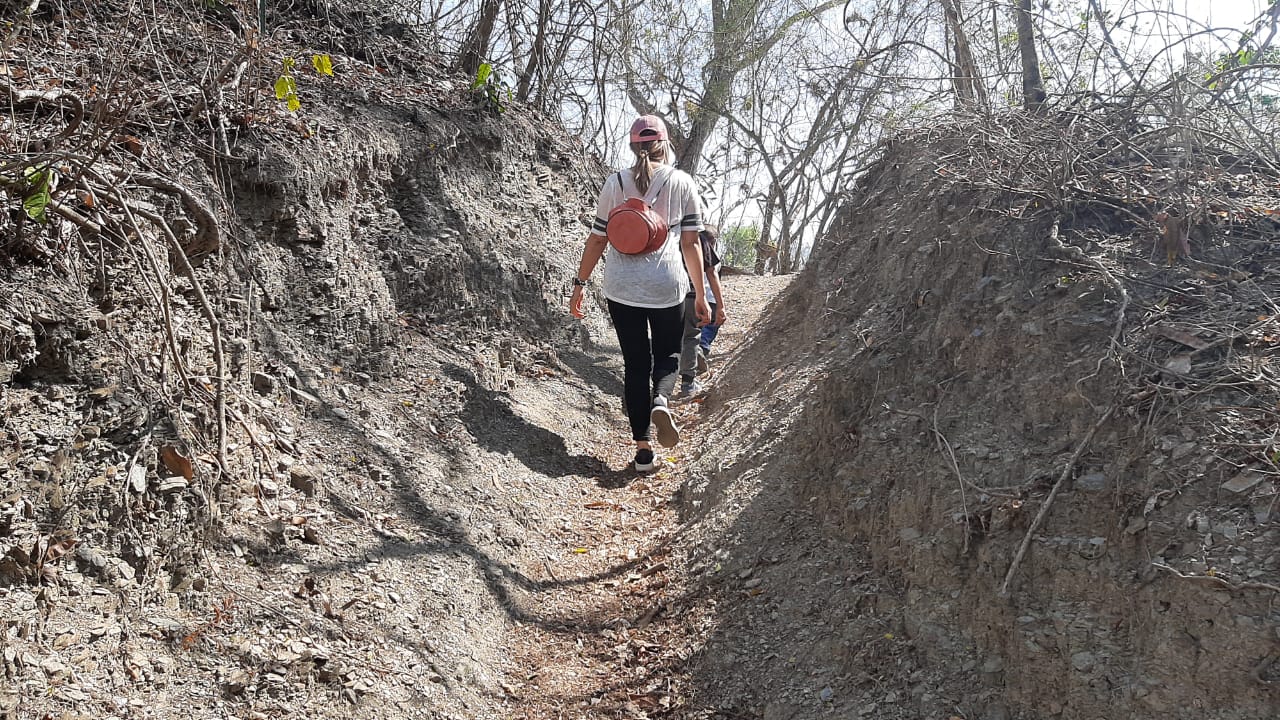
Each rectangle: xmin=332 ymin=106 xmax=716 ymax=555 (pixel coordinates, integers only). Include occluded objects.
xmin=607 ymin=299 xmax=683 ymax=441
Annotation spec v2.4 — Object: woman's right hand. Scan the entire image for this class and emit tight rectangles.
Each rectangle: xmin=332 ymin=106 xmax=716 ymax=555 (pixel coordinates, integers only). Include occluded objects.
xmin=569 ymin=285 xmax=586 ymax=319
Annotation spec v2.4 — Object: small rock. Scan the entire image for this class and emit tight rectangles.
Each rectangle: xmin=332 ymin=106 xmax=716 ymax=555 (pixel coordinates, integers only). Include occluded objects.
xmin=819 ymin=686 xmax=834 ymax=702
xmin=251 ymin=372 xmax=276 ymax=396
xmin=744 ymin=577 xmax=763 ymax=589
xmin=75 ymin=546 xmax=108 ymax=570
xmin=1070 ymin=651 xmax=1096 ymax=672
xmin=224 ymin=669 xmax=251 ymax=694
xmin=1222 ymin=470 xmax=1264 ymax=494
xmin=128 ymin=464 xmax=147 ymax=493
xmin=1075 ymin=472 xmax=1107 ymax=492
xmin=259 ymin=478 xmax=280 ymax=497
xmin=984 ymin=702 xmax=1011 ymax=720
xmin=289 ymin=465 xmax=320 ymax=496
xmin=898 ymin=527 xmax=921 ymax=542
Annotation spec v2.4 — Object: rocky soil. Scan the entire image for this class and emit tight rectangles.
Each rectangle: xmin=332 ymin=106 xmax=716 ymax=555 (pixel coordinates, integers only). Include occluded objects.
xmin=672 ymin=124 xmax=1280 ymax=718
xmin=4 ymin=5 xmax=1279 ymax=720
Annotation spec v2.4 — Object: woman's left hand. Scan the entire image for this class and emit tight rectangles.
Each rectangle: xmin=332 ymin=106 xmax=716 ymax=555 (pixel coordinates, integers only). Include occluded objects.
xmin=569 ymin=285 xmax=586 ymax=319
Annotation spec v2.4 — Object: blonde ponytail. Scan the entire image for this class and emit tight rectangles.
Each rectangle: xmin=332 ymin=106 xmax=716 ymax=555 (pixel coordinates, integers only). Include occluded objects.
xmin=630 ymin=139 xmax=668 ymax=194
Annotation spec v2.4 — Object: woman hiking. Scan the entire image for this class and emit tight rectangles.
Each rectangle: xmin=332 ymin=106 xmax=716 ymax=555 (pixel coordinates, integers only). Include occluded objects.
xmin=568 ymin=115 xmax=711 ymax=472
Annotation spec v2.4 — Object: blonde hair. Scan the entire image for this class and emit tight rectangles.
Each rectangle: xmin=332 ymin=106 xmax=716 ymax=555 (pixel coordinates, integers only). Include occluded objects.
xmin=629 ymin=138 xmax=669 ymax=194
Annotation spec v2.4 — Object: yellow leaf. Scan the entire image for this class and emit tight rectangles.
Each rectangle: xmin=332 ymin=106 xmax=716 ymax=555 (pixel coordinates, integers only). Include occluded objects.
xmin=273 ymin=75 xmax=291 ymax=100
xmin=287 ymin=94 xmax=300 ymax=113
xmin=312 ymin=54 xmax=334 ymax=77
xmin=571 ymin=548 xmax=588 ymax=554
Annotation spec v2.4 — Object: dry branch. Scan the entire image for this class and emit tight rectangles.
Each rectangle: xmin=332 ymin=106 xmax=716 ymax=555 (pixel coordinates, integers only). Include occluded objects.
xmin=0 ymin=77 xmax=85 ymax=149
xmin=999 ymin=406 xmax=1114 ymax=597
xmin=121 ymin=195 xmax=229 ymax=476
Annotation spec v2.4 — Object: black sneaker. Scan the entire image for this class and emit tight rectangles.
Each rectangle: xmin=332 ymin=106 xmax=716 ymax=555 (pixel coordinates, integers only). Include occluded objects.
xmin=634 ymin=448 xmax=657 ymax=472
xmin=650 ymin=396 xmax=680 ymax=447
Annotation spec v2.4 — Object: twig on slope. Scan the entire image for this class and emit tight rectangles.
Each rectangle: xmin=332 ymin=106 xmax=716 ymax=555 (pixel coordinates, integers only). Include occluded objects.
xmin=0 ymin=75 xmax=84 ymax=148
xmin=117 ymin=191 xmax=229 ymax=478
xmin=1150 ymin=562 xmax=1280 ymax=595
xmin=1046 ymin=218 xmax=1130 ymax=404
xmin=1046 ymin=217 xmax=1129 ymax=352
xmin=999 ymin=405 xmax=1114 ymax=597
xmin=115 ymin=195 xmax=195 ymax=398
xmin=889 ymin=408 xmax=1023 ymax=502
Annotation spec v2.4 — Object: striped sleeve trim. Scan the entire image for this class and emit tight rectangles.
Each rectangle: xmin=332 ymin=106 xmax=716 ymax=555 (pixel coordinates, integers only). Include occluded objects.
xmin=680 ymin=213 xmax=703 ymax=229
xmin=590 ymin=216 xmax=609 ymax=235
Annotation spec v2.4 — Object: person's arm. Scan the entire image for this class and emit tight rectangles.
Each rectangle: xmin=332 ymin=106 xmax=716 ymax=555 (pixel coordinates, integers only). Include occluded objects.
xmin=570 ymin=175 xmax=619 ymax=319
xmin=569 ymin=234 xmax=608 ymax=318
xmin=681 ymin=230 xmax=711 ymax=325
xmin=679 ymin=177 xmax=710 ymax=325
xmin=707 ymin=265 xmax=727 ymax=325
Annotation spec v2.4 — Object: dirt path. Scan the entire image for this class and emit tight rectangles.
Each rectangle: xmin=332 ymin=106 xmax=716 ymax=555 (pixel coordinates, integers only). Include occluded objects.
xmin=0 ymin=276 xmax=790 ymax=720
xmin=499 ymin=275 xmax=794 ymax=718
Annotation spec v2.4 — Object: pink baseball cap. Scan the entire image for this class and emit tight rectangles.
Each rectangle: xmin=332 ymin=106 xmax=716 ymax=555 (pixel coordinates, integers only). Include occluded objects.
xmin=629 ymin=115 xmax=668 ymax=143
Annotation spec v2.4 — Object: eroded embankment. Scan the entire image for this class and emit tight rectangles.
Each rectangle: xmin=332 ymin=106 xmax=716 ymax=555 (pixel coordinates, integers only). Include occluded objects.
xmin=673 ymin=125 xmax=1280 ymax=719
xmin=1 ymin=9 xmax=635 ymax=716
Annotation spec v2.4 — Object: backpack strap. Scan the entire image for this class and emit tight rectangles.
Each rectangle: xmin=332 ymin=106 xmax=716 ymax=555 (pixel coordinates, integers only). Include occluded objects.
xmin=615 ymin=171 xmax=627 ymax=199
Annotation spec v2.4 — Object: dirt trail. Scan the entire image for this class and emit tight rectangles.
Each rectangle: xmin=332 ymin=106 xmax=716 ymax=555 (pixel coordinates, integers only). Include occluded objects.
xmin=499 ymin=275 xmax=793 ymax=718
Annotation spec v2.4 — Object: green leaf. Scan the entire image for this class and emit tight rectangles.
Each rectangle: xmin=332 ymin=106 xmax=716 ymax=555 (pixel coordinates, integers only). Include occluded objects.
xmin=22 ymin=168 xmax=51 ymax=223
xmin=274 ymin=75 xmax=292 ymax=100
xmin=282 ymin=56 xmax=296 ymax=72
xmin=286 ymin=94 xmax=301 ymax=113
xmin=311 ymin=53 xmax=333 ymax=77
xmin=472 ymin=62 xmax=492 ymax=89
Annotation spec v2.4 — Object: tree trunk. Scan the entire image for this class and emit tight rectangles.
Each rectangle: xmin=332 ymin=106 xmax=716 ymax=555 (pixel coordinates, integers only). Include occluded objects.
xmin=455 ymin=0 xmax=501 ymax=79
xmin=516 ymin=0 xmax=551 ymax=104
xmin=939 ymin=0 xmax=987 ymax=111
xmin=754 ymin=198 xmax=775 ymax=275
xmin=678 ymin=66 xmax=734 ymax=175
xmin=1015 ymin=0 xmax=1046 ymax=111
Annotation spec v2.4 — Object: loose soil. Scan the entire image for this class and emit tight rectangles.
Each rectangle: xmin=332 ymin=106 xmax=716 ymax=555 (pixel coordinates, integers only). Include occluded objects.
xmin=4 ymin=7 xmax=1279 ymax=720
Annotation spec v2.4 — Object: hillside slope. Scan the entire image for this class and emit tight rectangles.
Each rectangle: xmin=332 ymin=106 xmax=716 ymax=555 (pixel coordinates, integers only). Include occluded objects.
xmin=1 ymin=4 xmax=627 ymax=718
xmin=674 ymin=118 xmax=1280 ymax=719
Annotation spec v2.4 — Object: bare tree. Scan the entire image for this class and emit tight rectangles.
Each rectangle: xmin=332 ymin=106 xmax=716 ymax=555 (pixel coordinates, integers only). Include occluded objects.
xmin=618 ymin=0 xmax=844 ymax=175
xmin=455 ymin=0 xmax=501 ymax=77
xmin=940 ymin=0 xmax=988 ymax=110
xmin=1014 ymin=0 xmax=1046 ymax=111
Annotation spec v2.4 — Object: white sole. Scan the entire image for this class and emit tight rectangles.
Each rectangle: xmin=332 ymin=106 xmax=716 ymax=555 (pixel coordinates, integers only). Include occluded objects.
xmin=650 ymin=405 xmax=680 ymax=447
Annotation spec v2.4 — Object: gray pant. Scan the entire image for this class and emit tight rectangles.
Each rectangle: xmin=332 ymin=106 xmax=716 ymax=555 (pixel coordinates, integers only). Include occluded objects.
xmin=679 ymin=293 xmax=716 ymax=381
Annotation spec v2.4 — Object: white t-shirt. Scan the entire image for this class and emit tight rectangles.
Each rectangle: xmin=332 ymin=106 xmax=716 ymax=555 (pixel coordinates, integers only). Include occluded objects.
xmin=590 ymin=165 xmax=704 ymax=308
